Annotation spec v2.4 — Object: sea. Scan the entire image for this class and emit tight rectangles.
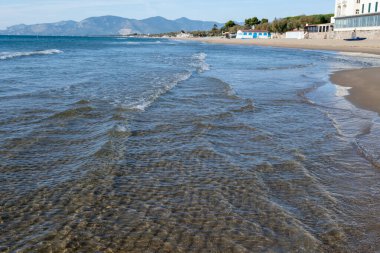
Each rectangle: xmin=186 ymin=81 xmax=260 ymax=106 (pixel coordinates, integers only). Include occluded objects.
xmin=1 ymin=36 xmax=380 ymax=252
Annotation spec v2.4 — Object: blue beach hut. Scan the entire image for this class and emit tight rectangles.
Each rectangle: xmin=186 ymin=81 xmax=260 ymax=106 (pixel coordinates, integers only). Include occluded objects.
xmin=236 ymin=30 xmax=271 ymax=39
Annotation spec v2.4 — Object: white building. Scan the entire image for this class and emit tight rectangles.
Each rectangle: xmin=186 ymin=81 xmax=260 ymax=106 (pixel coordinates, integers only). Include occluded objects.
xmin=176 ymin=32 xmax=193 ymax=38
xmin=236 ymin=30 xmax=271 ymax=39
xmin=334 ymin=0 xmax=380 ymax=31
xmin=285 ymin=31 xmax=305 ymax=39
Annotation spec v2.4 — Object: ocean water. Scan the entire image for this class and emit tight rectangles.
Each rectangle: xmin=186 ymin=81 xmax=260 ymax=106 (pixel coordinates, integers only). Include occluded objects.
xmin=1 ymin=36 xmax=380 ymax=252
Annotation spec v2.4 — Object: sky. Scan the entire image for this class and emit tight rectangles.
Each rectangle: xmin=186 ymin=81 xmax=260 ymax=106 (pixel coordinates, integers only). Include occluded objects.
xmin=0 ymin=0 xmax=334 ymax=29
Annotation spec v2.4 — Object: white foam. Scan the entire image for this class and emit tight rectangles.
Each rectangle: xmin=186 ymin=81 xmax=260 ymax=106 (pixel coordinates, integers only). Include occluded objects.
xmin=117 ymin=52 xmax=209 ymax=112
xmin=0 ymin=49 xmax=63 ymax=60
xmin=335 ymin=85 xmax=352 ymax=97
xmin=170 ymin=39 xmax=187 ymax=43
xmin=193 ymin=52 xmax=207 ymax=61
xmin=128 ymin=72 xmax=192 ymax=112
xmin=191 ymin=52 xmax=210 ymax=73
xmin=114 ymin=124 xmax=129 ymax=133
xmin=116 ymin=41 xmax=163 ymax=45
xmin=339 ymin=51 xmax=380 ymax=59
xmin=122 ymin=42 xmax=141 ymax=45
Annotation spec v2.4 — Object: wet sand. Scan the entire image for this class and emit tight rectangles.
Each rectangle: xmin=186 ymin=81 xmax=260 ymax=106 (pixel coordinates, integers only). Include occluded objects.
xmin=180 ymin=37 xmax=380 ymax=55
xmin=331 ymin=67 xmax=380 ymax=115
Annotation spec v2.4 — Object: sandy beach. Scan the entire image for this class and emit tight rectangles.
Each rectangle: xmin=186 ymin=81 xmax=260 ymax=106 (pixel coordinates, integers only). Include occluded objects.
xmin=181 ymin=37 xmax=380 ymax=55
xmin=331 ymin=67 xmax=380 ymax=115
xmin=180 ymin=37 xmax=380 ymax=116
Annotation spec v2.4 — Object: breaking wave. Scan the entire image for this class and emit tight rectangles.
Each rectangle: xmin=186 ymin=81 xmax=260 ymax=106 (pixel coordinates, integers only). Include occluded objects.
xmin=0 ymin=49 xmax=63 ymax=60
xmin=127 ymin=72 xmax=192 ymax=111
xmin=114 ymin=41 xmax=163 ymax=45
xmin=191 ymin=53 xmax=210 ymax=73
xmin=125 ymin=52 xmax=210 ymax=112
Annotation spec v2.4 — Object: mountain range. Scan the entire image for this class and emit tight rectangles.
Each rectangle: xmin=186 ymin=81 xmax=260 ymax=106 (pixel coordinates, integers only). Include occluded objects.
xmin=0 ymin=16 xmax=223 ymax=36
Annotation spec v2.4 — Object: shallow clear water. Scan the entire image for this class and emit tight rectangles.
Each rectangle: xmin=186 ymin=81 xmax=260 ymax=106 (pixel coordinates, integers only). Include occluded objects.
xmin=1 ymin=36 xmax=380 ymax=252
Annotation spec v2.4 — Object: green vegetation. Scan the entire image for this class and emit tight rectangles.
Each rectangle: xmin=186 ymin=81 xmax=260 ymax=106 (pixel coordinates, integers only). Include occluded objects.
xmin=245 ymin=17 xmax=260 ymax=27
xmin=224 ymin=20 xmax=237 ymax=28
xmin=221 ymin=14 xmax=333 ymax=34
xmin=256 ymin=14 xmax=334 ymax=33
xmin=149 ymin=14 xmax=333 ymax=38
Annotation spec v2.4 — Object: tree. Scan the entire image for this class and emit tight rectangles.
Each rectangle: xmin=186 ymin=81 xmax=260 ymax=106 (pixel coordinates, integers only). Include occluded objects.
xmin=270 ymin=18 xmax=288 ymax=33
xmin=245 ymin=17 xmax=261 ymax=28
xmin=225 ymin=20 xmax=236 ymax=28
xmin=255 ymin=22 xmax=270 ymax=31
xmin=221 ymin=20 xmax=237 ymax=32
xmin=191 ymin=30 xmax=207 ymax=37
xmin=210 ymin=24 xmax=220 ymax=36
xmin=185 ymin=13 xmax=333 ymax=37
xmin=227 ymin=25 xmax=244 ymax=34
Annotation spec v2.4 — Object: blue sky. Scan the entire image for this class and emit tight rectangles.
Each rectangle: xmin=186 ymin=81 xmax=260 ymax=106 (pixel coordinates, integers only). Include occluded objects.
xmin=0 ymin=0 xmax=334 ymax=29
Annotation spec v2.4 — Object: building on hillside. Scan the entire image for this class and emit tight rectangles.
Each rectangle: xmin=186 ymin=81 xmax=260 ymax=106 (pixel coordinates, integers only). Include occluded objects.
xmin=333 ymin=0 xmax=380 ymax=31
xmin=236 ymin=30 xmax=271 ymax=39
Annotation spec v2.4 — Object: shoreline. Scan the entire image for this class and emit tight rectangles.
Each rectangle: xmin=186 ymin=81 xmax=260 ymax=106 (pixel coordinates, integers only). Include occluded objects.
xmin=330 ymin=67 xmax=380 ymax=116
xmin=177 ymin=37 xmax=380 ymax=55
xmin=178 ymin=37 xmax=380 ymax=116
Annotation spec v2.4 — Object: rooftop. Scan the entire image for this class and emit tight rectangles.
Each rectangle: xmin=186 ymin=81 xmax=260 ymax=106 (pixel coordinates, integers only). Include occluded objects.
xmin=238 ymin=30 xmax=270 ymax=33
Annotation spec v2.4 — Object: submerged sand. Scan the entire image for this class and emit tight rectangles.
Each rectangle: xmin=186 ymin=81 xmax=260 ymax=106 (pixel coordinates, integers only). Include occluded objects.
xmin=331 ymin=67 xmax=380 ymax=115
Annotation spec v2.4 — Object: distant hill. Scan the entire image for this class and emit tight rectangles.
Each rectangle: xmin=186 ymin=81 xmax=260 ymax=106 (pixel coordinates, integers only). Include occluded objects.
xmin=0 ymin=16 xmax=224 ymax=36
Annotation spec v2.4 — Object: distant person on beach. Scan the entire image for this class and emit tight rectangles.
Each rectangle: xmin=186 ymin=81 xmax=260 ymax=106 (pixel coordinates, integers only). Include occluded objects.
xmin=351 ymin=29 xmax=357 ymax=39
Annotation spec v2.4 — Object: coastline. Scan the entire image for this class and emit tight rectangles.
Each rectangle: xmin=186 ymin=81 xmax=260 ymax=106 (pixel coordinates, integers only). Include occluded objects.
xmin=177 ymin=37 xmax=380 ymax=55
xmin=331 ymin=67 xmax=380 ymax=115
xmin=178 ymin=37 xmax=380 ymax=116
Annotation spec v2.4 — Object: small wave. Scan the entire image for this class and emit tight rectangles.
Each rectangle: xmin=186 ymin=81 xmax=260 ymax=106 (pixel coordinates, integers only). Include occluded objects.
xmin=108 ymin=124 xmax=131 ymax=138
xmin=0 ymin=49 xmax=63 ymax=60
xmin=122 ymin=42 xmax=141 ymax=45
xmin=297 ymin=82 xmax=327 ymax=105
xmin=191 ymin=53 xmax=210 ymax=73
xmin=50 ymin=106 xmax=94 ymax=119
xmin=353 ymin=139 xmax=380 ymax=169
xmin=193 ymin=52 xmax=207 ymax=61
xmin=115 ymin=41 xmax=163 ymax=45
xmin=127 ymin=72 xmax=192 ymax=112
xmin=232 ymin=99 xmax=255 ymax=113
xmin=75 ymin=99 xmax=91 ymax=105
xmin=195 ymin=122 xmax=257 ymax=132
xmin=339 ymin=52 xmax=380 ymax=59
xmin=257 ymin=63 xmax=313 ymax=71
xmin=205 ymin=77 xmax=240 ymax=100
